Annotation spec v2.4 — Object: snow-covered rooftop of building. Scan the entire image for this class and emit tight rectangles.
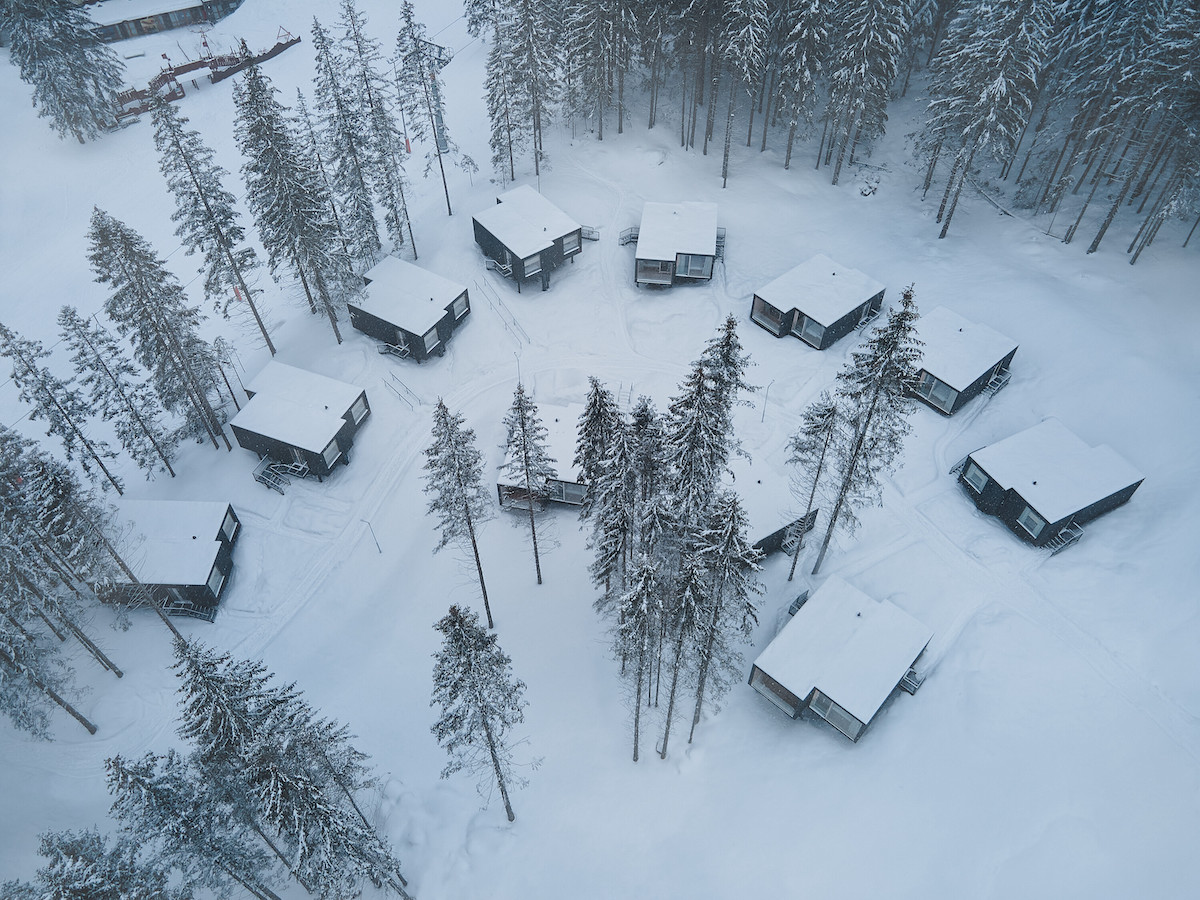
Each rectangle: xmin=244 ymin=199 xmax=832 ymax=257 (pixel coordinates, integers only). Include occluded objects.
xmin=500 ymin=402 xmax=583 ymax=485
xmin=473 ymin=185 xmax=580 ymax=259
xmin=753 ymin=576 xmax=933 ymax=725
xmin=969 ymin=418 xmax=1144 ymax=525
xmin=915 ymin=306 xmax=1018 ymax=391
xmin=635 ymin=201 xmax=718 ymax=261
xmin=756 ymin=253 xmax=885 ymax=326
xmin=357 ymin=256 xmax=465 ymax=335
xmin=244 ymin=361 xmax=364 ymax=414
xmin=117 ymin=499 xmax=231 ymax=586
xmin=87 ymin=0 xmax=205 ymax=26
xmin=232 ymin=362 xmax=363 ymax=454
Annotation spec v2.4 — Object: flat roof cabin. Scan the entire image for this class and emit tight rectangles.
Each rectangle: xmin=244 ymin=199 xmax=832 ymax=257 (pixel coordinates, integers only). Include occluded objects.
xmin=105 ymin=500 xmax=241 ymax=620
xmin=634 ymin=201 xmax=719 ymax=286
xmin=912 ymin=306 xmax=1019 ymax=415
xmin=350 ymin=256 xmax=470 ymax=362
xmin=472 ymin=185 xmax=583 ymax=292
xmin=959 ymin=418 xmax=1144 ymax=548
xmin=749 ymin=576 xmax=932 ymax=741
xmin=87 ymin=0 xmax=243 ymax=42
xmin=750 ymin=254 xmax=885 ymax=350
xmin=498 ymin=403 xmax=589 ymax=509
xmin=230 ymin=362 xmax=370 ymax=480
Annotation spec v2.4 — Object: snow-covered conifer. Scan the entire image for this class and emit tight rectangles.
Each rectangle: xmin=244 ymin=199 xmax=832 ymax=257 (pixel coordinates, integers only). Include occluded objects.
xmin=431 ymin=604 xmax=530 ymax=821
xmin=10 ymin=828 xmax=187 ymax=900
xmin=614 ymin=555 xmax=662 ymax=762
xmin=721 ymin=0 xmax=771 ymax=186
xmin=776 ymin=0 xmax=831 ymax=168
xmin=784 ymin=390 xmax=839 ymax=579
xmin=574 ymin=376 xmax=621 ymax=516
xmin=698 ymin=314 xmax=756 ymax=436
xmin=502 ymin=382 xmax=557 ymax=584
xmin=658 ymin=552 xmax=707 ymax=758
xmin=664 ymin=362 xmax=729 ymax=528
xmin=484 ymin=29 xmax=523 ymax=180
xmin=587 ymin=412 xmax=637 ymax=610
xmin=494 ymin=0 xmax=561 ymax=177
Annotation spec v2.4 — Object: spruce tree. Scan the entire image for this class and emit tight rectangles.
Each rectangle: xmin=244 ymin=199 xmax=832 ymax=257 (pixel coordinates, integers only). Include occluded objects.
xmin=784 ymin=391 xmax=839 ymax=579
xmin=6 ymin=829 xmax=188 ymax=900
xmin=484 ymin=28 xmax=523 ymax=180
xmin=86 ymin=208 xmax=231 ymax=450
xmin=698 ymin=314 xmax=757 ymax=436
xmin=0 ymin=0 xmax=124 ymax=143
xmin=424 ymin=400 xmax=496 ymax=628
xmin=587 ymin=412 xmax=637 ymax=612
xmin=663 ymin=362 xmax=729 ymax=528
xmin=501 ymin=382 xmax=556 ymax=585
xmin=574 ymin=376 xmax=621 ymax=516
xmin=57 ymin=306 xmax=177 ymax=479
xmin=720 ymin=0 xmax=771 ymax=186
xmin=495 ymin=0 xmax=561 ymax=177
xmin=614 ymin=555 xmax=662 ymax=762
xmin=233 ymin=63 xmax=353 ymax=344
xmin=658 ymin=552 xmax=706 ymax=759
xmin=776 ymin=0 xmax=831 ymax=169
xmin=431 ymin=604 xmax=530 ymax=821
xmin=811 ymin=287 xmax=922 ymax=574
xmin=0 ymin=321 xmax=123 ymax=493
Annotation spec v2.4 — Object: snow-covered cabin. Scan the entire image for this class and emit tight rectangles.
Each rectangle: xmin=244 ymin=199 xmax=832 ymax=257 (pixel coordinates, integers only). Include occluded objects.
xmin=912 ymin=306 xmax=1018 ymax=415
xmin=497 ymin=403 xmax=588 ymax=509
xmin=634 ymin=201 xmax=719 ymax=286
xmin=349 ymin=256 xmax=470 ymax=362
xmin=87 ymin=0 xmax=243 ymax=42
xmin=472 ymin=185 xmax=583 ymax=292
xmin=230 ymin=362 xmax=370 ymax=479
xmin=750 ymin=254 xmax=886 ymax=350
xmin=749 ymin=576 xmax=932 ymax=742
xmin=959 ymin=418 xmax=1144 ymax=548
xmin=104 ymin=500 xmax=241 ymax=621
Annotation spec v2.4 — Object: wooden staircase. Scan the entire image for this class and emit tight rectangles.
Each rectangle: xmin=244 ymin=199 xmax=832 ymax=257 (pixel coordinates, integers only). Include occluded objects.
xmin=1045 ymin=521 xmax=1084 ymax=555
xmin=983 ymin=368 xmax=1012 ymax=396
xmin=485 ymin=257 xmax=513 ymax=278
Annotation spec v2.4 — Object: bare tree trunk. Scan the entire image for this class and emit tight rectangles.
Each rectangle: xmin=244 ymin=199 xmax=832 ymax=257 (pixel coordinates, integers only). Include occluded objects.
xmin=483 ymin=718 xmax=515 ymax=821
xmin=632 ymin=635 xmax=647 ymax=761
xmin=0 ymin=646 xmax=97 ymax=734
xmin=465 ymin=507 xmax=493 ymax=629
xmin=658 ymin=626 xmax=687 ymax=758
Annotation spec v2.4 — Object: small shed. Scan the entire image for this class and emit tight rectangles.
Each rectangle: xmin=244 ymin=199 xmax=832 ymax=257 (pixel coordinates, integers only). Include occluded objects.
xmin=750 ymin=254 xmax=885 ymax=350
xmin=230 ymin=362 xmax=370 ymax=479
xmin=105 ymin=500 xmax=241 ymax=620
xmin=634 ymin=201 xmax=719 ymax=286
xmin=912 ymin=306 xmax=1018 ymax=415
xmin=349 ymin=256 xmax=470 ymax=361
xmin=472 ymin=185 xmax=583 ymax=292
xmin=959 ymin=418 xmax=1144 ymax=548
xmin=749 ymin=576 xmax=932 ymax=742
xmin=497 ymin=403 xmax=588 ymax=509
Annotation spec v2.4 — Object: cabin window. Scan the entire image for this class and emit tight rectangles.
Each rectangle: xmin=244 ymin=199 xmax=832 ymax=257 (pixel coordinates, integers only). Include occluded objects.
xmin=220 ymin=510 xmax=238 ymax=543
xmin=321 ymin=438 xmax=341 ymax=470
xmin=676 ymin=254 xmax=712 ymax=278
xmin=750 ymin=668 xmax=798 ymax=716
xmin=823 ymin=702 xmax=862 ymax=740
xmin=751 ymin=296 xmax=786 ymax=334
xmin=916 ymin=372 xmax=958 ymax=412
xmin=350 ymin=396 xmax=368 ymax=424
xmin=797 ymin=315 xmax=825 ymax=347
xmin=1017 ymin=505 xmax=1046 ymax=538
xmin=452 ymin=293 xmax=469 ymax=319
xmin=423 ymin=327 xmax=441 ymax=354
xmin=563 ymin=232 xmax=581 ymax=255
xmin=810 ymin=690 xmax=833 ymax=716
xmin=637 ymin=260 xmax=674 ymax=284
xmin=524 ymin=253 xmax=542 ymax=276
xmin=561 ymin=481 xmax=588 ymax=505
xmin=962 ymin=461 xmax=989 ymax=494
xmin=206 ymin=564 xmax=225 ymax=599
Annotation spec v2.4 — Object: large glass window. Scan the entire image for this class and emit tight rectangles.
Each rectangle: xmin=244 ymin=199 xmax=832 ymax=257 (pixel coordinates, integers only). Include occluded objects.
xmin=637 ymin=260 xmax=673 ymax=284
xmin=1017 ymin=505 xmax=1046 ymax=538
xmin=963 ymin=461 xmax=989 ymax=494
xmin=321 ymin=439 xmax=341 ymax=470
xmin=917 ymin=372 xmax=958 ymax=412
xmin=423 ymin=327 xmax=440 ymax=354
xmin=797 ymin=315 xmax=825 ymax=347
xmin=676 ymin=254 xmax=713 ymax=278
xmin=452 ymin=294 xmax=469 ymax=319
xmin=220 ymin=510 xmax=238 ymax=543
xmin=350 ymin=395 xmax=368 ymax=424
xmin=563 ymin=232 xmax=581 ymax=255
xmin=751 ymin=296 xmax=786 ymax=334
xmin=523 ymin=252 xmax=542 ymax=275
xmin=206 ymin=564 xmax=225 ymax=598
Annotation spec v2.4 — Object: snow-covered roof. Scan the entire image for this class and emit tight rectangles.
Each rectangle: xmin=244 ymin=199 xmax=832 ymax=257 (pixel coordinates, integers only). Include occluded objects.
xmin=755 ymin=254 xmax=885 ymax=326
xmin=635 ymin=202 xmax=718 ymax=261
xmin=473 ymin=185 xmax=580 ymax=259
xmin=232 ymin=362 xmax=363 ymax=454
xmin=358 ymin=256 xmax=465 ymax=335
xmin=500 ymin=402 xmax=584 ymax=485
xmin=915 ymin=306 xmax=1018 ymax=391
xmin=117 ymin=499 xmax=231 ymax=586
xmin=753 ymin=576 xmax=932 ymax=725
xmin=87 ymin=0 xmax=204 ymax=27
xmin=969 ymin=418 xmax=1144 ymax=525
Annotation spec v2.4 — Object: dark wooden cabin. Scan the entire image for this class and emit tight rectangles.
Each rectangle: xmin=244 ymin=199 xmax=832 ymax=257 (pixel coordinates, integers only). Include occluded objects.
xmin=634 ymin=201 xmax=719 ymax=286
xmin=751 ymin=254 xmax=885 ymax=350
xmin=350 ymin=256 xmax=470 ymax=361
xmin=912 ymin=306 xmax=1018 ymax=415
xmin=497 ymin=403 xmax=589 ymax=509
xmin=472 ymin=185 xmax=582 ymax=292
xmin=749 ymin=576 xmax=932 ymax=742
xmin=87 ymin=0 xmax=243 ymax=42
xmin=959 ymin=418 xmax=1144 ymax=549
xmin=103 ymin=500 xmax=241 ymax=621
xmin=230 ymin=362 xmax=370 ymax=480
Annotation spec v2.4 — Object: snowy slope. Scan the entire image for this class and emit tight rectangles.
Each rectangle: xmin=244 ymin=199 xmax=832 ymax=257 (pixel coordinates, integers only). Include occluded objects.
xmin=2 ymin=2 xmax=1200 ymax=898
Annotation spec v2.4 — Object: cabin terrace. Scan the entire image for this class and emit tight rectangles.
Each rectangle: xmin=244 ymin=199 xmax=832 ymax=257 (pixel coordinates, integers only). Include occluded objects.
xmin=230 ymin=362 xmax=370 ymax=480
xmin=959 ymin=418 xmax=1144 ymax=548
xmin=472 ymin=185 xmax=583 ymax=292
xmin=634 ymin=201 xmax=719 ymax=286
xmin=85 ymin=0 xmax=243 ymax=42
xmin=750 ymin=254 xmax=885 ymax=350
xmin=104 ymin=499 xmax=240 ymax=621
xmin=498 ymin=403 xmax=588 ymax=509
xmin=350 ymin=256 xmax=470 ymax=362
xmin=912 ymin=306 xmax=1019 ymax=415
xmin=749 ymin=576 xmax=932 ymax=742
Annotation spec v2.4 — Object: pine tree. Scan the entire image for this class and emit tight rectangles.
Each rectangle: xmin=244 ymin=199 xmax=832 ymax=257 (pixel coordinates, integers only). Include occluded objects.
xmin=233 ymin=63 xmax=353 ymax=344
xmin=698 ymin=313 xmax=757 ymax=434
xmin=431 ymin=604 xmax=530 ymax=821
xmin=614 ymin=555 xmax=662 ymax=762
xmin=502 ymin=382 xmax=557 ymax=585
xmin=0 ymin=321 xmax=123 ymax=493
xmin=484 ymin=29 xmax=523 ymax=180
xmin=562 ymin=0 xmax=608 ymax=138
xmin=494 ymin=0 xmax=562 ymax=177
xmin=663 ymin=362 xmax=730 ymax=528
xmin=573 ymin=376 xmax=621 ymax=517
xmin=811 ymin=286 xmax=922 ymax=574
xmin=86 ymin=208 xmax=231 ymax=450
xmin=784 ymin=390 xmax=839 ymax=579
xmin=721 ymin=0 xmax=771 ymax=186
xmin=776 ymin=0 xmax=831 ymax=169
xmin=0 ymin=0 xmax=124 ymax=143
xmin=6 ymin=829 xmax=189 ymax=900
xmin=150 ymin=100 xmax=274 ymax=354
xmin=424 ymin=400 xmax=496 ymax=628
xmin=587 ymin=412 xmax=637 ymax=611
xmin=629 ymin=395 xmax=667 ymax=507
xmin=465 ymin=0 xmax=500 ymax=37
xmin=57 ymin=306 xmax=177 ymax=479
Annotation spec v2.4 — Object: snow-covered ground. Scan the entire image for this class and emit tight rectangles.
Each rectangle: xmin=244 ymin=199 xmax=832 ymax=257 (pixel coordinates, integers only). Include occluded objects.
xmin=2 ymin=2 xmax=1199 ymax=897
